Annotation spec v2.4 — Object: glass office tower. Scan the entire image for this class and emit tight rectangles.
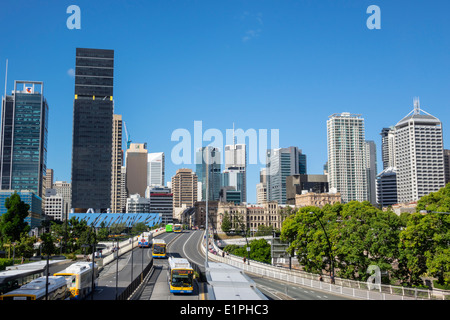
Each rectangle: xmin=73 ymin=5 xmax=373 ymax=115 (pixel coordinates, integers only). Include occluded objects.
xmin=0 ymin=81 xmax=48 ymax=197
xmin=71 ymin=48 xmax=114 ymax=212
xmin=196 ymin=146 xmax=222 ymax=201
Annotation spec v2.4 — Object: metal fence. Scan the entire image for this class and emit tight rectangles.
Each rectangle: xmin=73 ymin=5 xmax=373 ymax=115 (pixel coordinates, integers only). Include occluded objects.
xmin=204 ymin=234 xmax=449 ymax=300
xmin=117 ymin=258 xmax=154 ymax=300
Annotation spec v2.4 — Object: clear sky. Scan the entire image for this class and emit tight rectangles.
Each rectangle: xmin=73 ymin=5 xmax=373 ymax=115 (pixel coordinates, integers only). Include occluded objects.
xmin=0 ymin=0 xmax=449 ymax=204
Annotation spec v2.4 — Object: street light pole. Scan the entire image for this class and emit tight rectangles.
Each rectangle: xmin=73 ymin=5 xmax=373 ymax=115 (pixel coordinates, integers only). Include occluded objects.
xmin=205 ymin=148 xmax=209 ymax=270
xmin=310 ymin=212 xmax=335 ymax=284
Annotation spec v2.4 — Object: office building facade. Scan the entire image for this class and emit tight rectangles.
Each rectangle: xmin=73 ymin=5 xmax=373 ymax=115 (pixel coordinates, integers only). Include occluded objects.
xmin=172 ymin=168 xmax=198 ymax=209
xmin=394 ymin=99 xmax=445 ymax=203
xmin=196 ymin=146 xmax=222 ymax=201
xmin=111 ymin=114 xmax=123 ymax=213
xmin=146 ymin=185 xmax=173 ymax=224
xmin=147 ymin=152 xmax=165 ymax=187
xmin=327 ymin=113 xmax=368 ymax=203
xmin=376 ymin=166 xmax=398 ymax=207
xmin=286 ymin=174 xmax=329 ymax=205
xmin=71 ymin=48 xmax=114 ymax=212
xmin=224 ymin=143 xmax=246 ymax=202
xmin=0 ymin=81 xmax=48 ymax=198
xmin=125 ymin=143 xmax=148 ymax=197
xmin=266 ymin=147 xmax=306 ymax=205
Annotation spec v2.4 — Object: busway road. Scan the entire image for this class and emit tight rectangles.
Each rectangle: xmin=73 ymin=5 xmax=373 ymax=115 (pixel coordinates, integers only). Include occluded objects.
xmin=138 ymin=230 xmax=205 ymax=300
xmin=179 ymin=230 xmax=352 ymax=301
xmin=93 ymin=232 xmax=179 ymax=300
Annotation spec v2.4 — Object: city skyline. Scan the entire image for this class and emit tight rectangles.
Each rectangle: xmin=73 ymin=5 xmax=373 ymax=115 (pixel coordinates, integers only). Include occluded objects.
xmin=1 ymin=1 xmax=449 ymax=204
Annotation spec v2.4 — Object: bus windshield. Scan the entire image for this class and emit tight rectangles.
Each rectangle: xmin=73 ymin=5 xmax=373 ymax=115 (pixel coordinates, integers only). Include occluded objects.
xmin=153 ymin=244 xmax=166 ymax=254
xmin=171 ymin=270 xmax=193 ymax=288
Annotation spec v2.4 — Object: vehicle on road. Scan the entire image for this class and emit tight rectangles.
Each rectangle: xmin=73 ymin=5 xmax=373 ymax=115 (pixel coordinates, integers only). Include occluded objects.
xmin=138 ymin=232 xmax=152 ymax=248
xmin=53 ymin=262 xmax=98 ymax=300
xmin=173 ymin=224 xmax=182 ymax=233
xmin=152 ymin=239 xmax=167 ymax=258
xmin=165 ymin=223 xmax=173 ymax=232
xmin=0 ymin=276 xmax=70 ymax=300
xmin=167 ymin=257 xmax=194 ymax=294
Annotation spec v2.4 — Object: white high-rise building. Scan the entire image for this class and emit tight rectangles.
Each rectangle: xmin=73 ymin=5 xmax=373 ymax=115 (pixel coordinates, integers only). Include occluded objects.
xmin=224 ymin=143 xmax=246 ymax=203
xmin=147 ymin=152 xmax=165 ymax=187
xmin=327 ymin=113 xmax=368 ymax=203
xmin=53 ymin=181 xmax=71 ymax=214
xmin=394 ymin=98 xmax=445 ymax=203
xmin=45 ymin=189 xmax=65 ymax=221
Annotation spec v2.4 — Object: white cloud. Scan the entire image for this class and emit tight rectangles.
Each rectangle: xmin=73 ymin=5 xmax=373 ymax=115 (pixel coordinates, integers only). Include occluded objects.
xmin=242 ymin=29 xmax=262 ymax=43
xmin=67 ymin=68 xmax=75 ymax=78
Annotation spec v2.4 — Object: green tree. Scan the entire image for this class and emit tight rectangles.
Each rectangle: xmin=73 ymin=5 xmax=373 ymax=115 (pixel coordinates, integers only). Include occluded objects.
xmin=221 ymin=212 xmax=232 ymax=234
xmin=0 ymin=192 xmax=30 ymax=244
xmin=131 ymin=222 xmax=148 ymax=235
xmin=15 ymin=233 xmax=36 ymax=258
xmin=40 ymin=233 xmax=56 ymax=256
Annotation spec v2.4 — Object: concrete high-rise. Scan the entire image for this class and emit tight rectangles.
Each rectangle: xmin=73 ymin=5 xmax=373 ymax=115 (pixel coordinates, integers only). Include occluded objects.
xmin=327 ymin=113 xmax=368 ymax=203
xmin=0 ymin=81 xmax=48 ymax=197
xmin=365 ymin=140 xmax=378 ymax=205
xmin=172 ymin=168 xmax=198 ymax=209
xmin=71 ymin=48 xmax=114 ymax=212
xmin=147 ymin=152 xmax=165 ymax=187
xmin=266 ymin=147 xmax=306 ymax=205
xmin=394 ymin=99 xmax=445 ymax=203
xmin=111 ymin=114 xmax=123 ymax=213
xmin=380 ymin=127 xmax=396 ymax=170
xmin=376 ymin=167 xmax=398 ymax=207
xmin=224 ymin=143 xmax=246 ymax=203
xmin=126 ymin=143 xmax=148 ymax=198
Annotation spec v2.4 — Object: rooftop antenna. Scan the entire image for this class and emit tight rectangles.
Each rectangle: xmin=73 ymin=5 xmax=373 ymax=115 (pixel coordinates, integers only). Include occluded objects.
xmin=233 ymin=122 xmax=235 ymax=146
xmin=413 ymin=97 xmax=420 ymax=115
xmin=3 ymin=59 xmax=7 ymax=98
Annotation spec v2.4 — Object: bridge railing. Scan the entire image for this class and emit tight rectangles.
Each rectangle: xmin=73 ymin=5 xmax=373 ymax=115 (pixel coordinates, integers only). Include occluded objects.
xmin=201 ymin=232 xmax=449 ymax=300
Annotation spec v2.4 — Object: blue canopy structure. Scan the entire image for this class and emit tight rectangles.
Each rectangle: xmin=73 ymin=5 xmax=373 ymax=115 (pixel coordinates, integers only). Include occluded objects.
xmin=68 ymin=213 xmax=162 ymax=228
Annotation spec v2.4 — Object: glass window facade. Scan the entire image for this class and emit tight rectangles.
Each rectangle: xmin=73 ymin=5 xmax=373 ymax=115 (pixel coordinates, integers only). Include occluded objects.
xmin=0 ymin=81 xmax=48 ymax=197
xmin=71 ymin=48 xmax=114 ymax=212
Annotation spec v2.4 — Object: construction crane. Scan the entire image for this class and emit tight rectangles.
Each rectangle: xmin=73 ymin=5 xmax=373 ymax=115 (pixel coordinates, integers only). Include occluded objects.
xmin=123 ymin=121 xmax=132 ymax=149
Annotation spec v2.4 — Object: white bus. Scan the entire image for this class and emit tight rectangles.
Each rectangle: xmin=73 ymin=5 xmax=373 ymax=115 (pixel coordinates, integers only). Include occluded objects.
xmin=0 ymin=276 xmax=70 ymax=300
xmin=53 ymin=262 xmax=98 ymax=300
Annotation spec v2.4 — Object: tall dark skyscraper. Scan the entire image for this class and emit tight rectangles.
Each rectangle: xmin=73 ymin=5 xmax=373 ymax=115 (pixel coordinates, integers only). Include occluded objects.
xmin=71 ymin=48 xmax=114 ymax=212
xmin=0 ymin=81 xmax=48 ymax=197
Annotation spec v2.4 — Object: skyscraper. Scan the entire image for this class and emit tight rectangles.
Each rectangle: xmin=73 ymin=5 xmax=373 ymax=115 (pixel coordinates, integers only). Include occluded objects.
xmin=196 ymin=146 xmax=222 ymax=201
xmin=126 ymin=143 xmax=148 ymax=198
xmin=71 ymin=48 xmax=114 ymax=212
xmin=394 ymin=99 xmax=445 ymax=203
xmin=380 ymin=127 xmax=396 ymax=170
xmin=327 ymin=113 xmax=368 ymax=203
xmin=0 ymin=81 xmax=48 ymax=197
xmin=365 ymin=140 xmax=377 ymax=205
xmin=172 ymin=168 xmax=198 ymax=220
xmin=224 ymin=143 xmax=246 ymax=203
xmin=266 ymin=146 xmax=306 ymax=204
xmin=147 ymin=152 xmax=165 ymax=187
xmin=111 ymin=114 xmax=123 ymax=213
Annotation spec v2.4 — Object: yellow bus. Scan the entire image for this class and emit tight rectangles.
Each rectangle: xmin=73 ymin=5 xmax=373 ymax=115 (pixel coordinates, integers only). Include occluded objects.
xmin=173 ymin=224 xmax=182 ymax=233
xmin=53 ymin=262 xmax=98 ymax=300
xmin=152 ymin=239 xmax=167 ymax=258
xmin=167 ymin=257 xmax=194 ymax=294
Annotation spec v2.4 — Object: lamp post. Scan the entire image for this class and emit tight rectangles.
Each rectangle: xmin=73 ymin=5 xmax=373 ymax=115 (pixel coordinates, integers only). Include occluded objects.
xmin=309 ymin=212 xmax=335 ymax=284
xmin=205 ymin=148 xmax=210 ymax=269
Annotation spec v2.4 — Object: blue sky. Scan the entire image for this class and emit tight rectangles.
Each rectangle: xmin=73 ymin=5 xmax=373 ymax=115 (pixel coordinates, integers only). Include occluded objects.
xmin=0 ymin=0 xmax=449 ymax=203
